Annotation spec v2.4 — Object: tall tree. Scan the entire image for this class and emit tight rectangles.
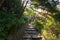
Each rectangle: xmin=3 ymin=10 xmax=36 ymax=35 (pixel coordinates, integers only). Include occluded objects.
xmin=0 ymin=0 xmax=28 ymax=40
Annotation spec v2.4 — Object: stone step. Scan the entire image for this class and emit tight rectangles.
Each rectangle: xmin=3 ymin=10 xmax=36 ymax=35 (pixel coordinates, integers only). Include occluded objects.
xmin=27 ymin=27 xmax=35 ymax=28
xmin=23 ymin=24 xmax=42 ymax=39
xmin=25 ymin=30 xmax=37 ymax=34
xmin=23 ymin=33 xmax=41 ymax=38
xmin=26 ymin=28 xmax=36 ymax=31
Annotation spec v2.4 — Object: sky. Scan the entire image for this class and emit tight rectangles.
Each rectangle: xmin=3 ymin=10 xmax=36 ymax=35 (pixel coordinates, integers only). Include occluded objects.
xmin=22 ymin=0 xmax=31 ymax=6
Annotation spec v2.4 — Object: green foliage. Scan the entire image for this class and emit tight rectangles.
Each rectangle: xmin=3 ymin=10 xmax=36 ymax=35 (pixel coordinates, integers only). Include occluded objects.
xmin=31 ymin=0 xmax=60 ymax=13
xmin=42 ymin=30 xmax=57 ymax=40
xmin=35 ymin=20 xmax=44 ymax=33
xmin=54 ymin=13 xmax=60 ymax=22
xmin=0 ymin=0 xmax=26 ymax=18
xmin=0 ymin=11 xmax=28 ymax=40
xmin=24 ymin=0 xmax=60 ymax=40
xmin=27 ymin=0 xmax=60 ymax=40
xmin=0 ymin=0 xmax=28 ymax=40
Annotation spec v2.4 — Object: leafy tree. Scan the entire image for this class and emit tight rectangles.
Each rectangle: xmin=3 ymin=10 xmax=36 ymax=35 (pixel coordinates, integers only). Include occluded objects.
xmin=0 ymin=0 xmax=28 ymax=40
xmin=27 ymin=0 xmax=60 ymax=40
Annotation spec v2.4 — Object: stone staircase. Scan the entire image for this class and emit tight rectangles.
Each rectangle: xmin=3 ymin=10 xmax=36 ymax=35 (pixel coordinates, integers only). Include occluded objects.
xmin=23 ymin=24 xmax=42 ymax=39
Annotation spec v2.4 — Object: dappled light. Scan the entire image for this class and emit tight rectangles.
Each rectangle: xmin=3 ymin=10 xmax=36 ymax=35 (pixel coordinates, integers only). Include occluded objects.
xmin=0 ymin=0 xmax=60 ymax=40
